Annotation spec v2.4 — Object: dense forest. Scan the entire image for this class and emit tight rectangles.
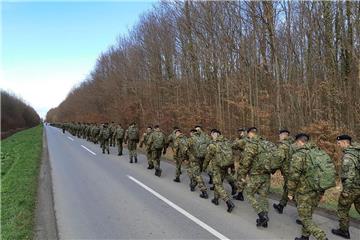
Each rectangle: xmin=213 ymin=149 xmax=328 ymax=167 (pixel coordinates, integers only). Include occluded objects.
xmin=1 ymin=90 xmax=41 ymax=138
xmin=46 ymin=1 xmax=360 ymax=141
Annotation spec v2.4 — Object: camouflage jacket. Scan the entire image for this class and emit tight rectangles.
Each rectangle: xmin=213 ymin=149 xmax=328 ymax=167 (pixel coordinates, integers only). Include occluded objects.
xmin=114 ymin=126 xmax=125 ymax=140
xmin=186 ymin=131 xmax=210 ymax=160
xmin=288 ymin=142 xmax=318 ymax=195
xmin=203 ymin=135 xmax=226 ymax=170
xmin=140 ymin=130 xmax=153 ymax=149
xmin=272 ymin=137 xmax=295 ymax=175
xmin=341 ymin=143 xmax=360 ymax=190
xmin=173 ymin=133 xmax=188 ymax=158
xmin=238 ymin=135 xmax=269 ymax=178
xmin=165 ymin=130 xmax=178 ymax=150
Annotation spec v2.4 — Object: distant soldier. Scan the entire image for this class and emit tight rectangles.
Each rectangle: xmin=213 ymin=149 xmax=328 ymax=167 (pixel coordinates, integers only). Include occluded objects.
xmin=239 ymin=127 xmax=275 ymax=228
xmin=272 ymin=129 xmax=295 ymax=214
xmin=109 ymin=121 xmax=116 ymax=147
xmin=203 ymin=129 xmax=235 ymax=212
xmin=99 ymin=123 xmax=111 ymax=154
xmin=173 ymin=129 xmax=188 ymax=182
xmin=61 ymin=123 xmax=66 ymax=133
xmin=232 ymin=128 xmax=248 ymax=201
xmin=187 ymin=126 xmax=210 ymax=195
xmin=140 ymin=126 xmax=154 ymax=169
xmin=165 ymin=127 xmax=181 ymax=181
xmin=114 ymin=123 xmax=125 ymax=156
xmin=125 ymin=122 xmax=140 ymax=163
xmin=147 ymin=125 xmax=166 ymax=177
xmin=332 ymin=135 xmax=360 ymax=239
xmin=288 ymin=133 xmax=332 ymax=240
xmin=92 ymin=123 xmax=100 ymax=144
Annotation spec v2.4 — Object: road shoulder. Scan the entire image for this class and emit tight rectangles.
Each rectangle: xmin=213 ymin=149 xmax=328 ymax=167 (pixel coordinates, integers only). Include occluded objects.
xmin=34 ymin=127 xmax=59 ymax=240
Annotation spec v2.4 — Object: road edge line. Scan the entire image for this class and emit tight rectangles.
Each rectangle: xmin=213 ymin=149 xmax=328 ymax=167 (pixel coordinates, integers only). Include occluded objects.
xmin=81 ymin=145 xmax=96 ymax=155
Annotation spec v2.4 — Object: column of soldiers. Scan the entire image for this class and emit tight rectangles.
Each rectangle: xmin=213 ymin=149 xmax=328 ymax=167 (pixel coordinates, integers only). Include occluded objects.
xmin=55 ymin=121 xmax=359 ymax=240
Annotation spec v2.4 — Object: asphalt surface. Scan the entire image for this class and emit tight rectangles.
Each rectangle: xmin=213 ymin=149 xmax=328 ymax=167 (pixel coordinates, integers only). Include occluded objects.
xmin=45 ymin=125 xmax=359 ymax=239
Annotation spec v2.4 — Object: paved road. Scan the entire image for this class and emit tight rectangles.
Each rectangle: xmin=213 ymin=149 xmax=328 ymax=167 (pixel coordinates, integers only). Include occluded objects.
xmin=46 ymin=125 xmax=359 ymax=239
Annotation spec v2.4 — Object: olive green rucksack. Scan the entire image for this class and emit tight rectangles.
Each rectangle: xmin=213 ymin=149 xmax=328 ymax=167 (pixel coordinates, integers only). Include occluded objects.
xmin=214 ymin=140 xmax=234 ymax=168
xmin=344 ymin=144 xmax=360 ymax=185
xmin=305 ymin=147 xmax=336 ymax=192
xmin=102 ymin=128 xmax=110 ymax=139
xmin=152 ymin=131 xmax=165 ymax=150
xmin=257 ymin=139 xmax=278 ymax=173
xmin=127 ymin=126 xmax=139 ymax=140
xmin=194 ymin=133 xmax=210 ymax=158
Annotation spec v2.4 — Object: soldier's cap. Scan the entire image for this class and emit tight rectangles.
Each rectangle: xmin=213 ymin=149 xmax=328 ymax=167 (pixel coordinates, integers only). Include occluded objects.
xmin=279 ymin=129 xmax=290 ymax=134
xmin=194 ymin=125 xmax=202 ymax=129
xmin=190 ymin=128 xmax=197 ymax=133
xmin=295 ymin=133 xmax=310 ymax=141
xmin=175 ymin=129 xmax=181 ymax=134
xmin=147 ymin=125 xmax=153 ymax=129
xmin=336 ymin=134 xmax=352 ymax=142
xmin=247 ymin=127 xmax=257 ymax=133
xmin=238 ymin=128 xmax=246 ymax=132
xmin=210 ymin=128 xmax=221 ymax=134
xmin=154 ymin=125 xmax=160 ymax=128
xmin=173 ymin=126 xmax=179 ymax=130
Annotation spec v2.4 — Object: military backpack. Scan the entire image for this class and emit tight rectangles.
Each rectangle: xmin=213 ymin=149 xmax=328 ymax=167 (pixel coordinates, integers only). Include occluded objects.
xmin=127 ymin=126 xmax=139 ymax=141
xmin=344 ymin=144 xmax=360 ymax=185
xmin=305 ymin=147 xmax=336 ymax=192
xmin=102 ymin=128 xmax=111 ymax=139
xmin=152 ymin=131 xmax=165 ymax=150
xmin=214 ymin=140 xmax=234 ymax=168
xmin=257 ymin=139 xmax=278 ymax=173
xmin=194 ymin=133 xmax=210 ymax=159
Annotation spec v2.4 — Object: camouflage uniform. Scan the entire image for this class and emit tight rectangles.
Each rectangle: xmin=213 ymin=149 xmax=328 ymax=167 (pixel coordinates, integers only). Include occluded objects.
xmin=147 ymin=129 xmax=166 ymax=174
xmin=114 ymin=125 xmax=125 ymax=155
xmin=109 ymin=123 xmax=116 ymax=147
xmin=166 ymin=130 xmax=182 ymax=179
xmin=173 ymin=133 xmax=188 ymax=179
xmin=140 ymin=129 xmax=154 ymax=168
xmin=288 ymin=143 xmax=327 ymax=240
xmin=336 ymin=143 xmax=360 ymax=231
xmin=239 ymin=135 xmax=271 ymax=215
xmin=203 ymin=135 xmax=231 ymax=202
xmin=99 ymin=125 xmax=110 ymax=154
xmin=187 ymin=131 xmax=210 ymax=192
xmin=272 ymin=137 xmax=294 ymax=208
xmin=125 ymin=124 xmax=139 ymax=162
xmin=232 ymin=137 xmax=248 ymax=194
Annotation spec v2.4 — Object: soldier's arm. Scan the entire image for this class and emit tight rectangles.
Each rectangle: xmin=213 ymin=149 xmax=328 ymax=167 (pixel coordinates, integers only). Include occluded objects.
xmin=341 ymin=154 xmax=357 ymax=190
xmin=232 ymin=139 xmax=246 ymax=151
xmin=287 ymin=151 xmax=305 ymax=196
xmin=139 ymin=133 xmax=146 ymax=148
xmin=238 ymin=142 xmax=257 ymax=179
xmin=203 ymin=144 xmax=216 ymax=171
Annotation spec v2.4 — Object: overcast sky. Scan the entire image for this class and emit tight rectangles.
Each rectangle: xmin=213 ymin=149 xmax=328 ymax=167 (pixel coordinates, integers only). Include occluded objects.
xmin=1 ymin=1 xmax=155 ymax=118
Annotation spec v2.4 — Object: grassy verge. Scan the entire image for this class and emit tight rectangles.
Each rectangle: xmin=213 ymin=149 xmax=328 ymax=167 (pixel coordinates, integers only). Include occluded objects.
xmin=1 ymin=125 xmax=43 ymax=239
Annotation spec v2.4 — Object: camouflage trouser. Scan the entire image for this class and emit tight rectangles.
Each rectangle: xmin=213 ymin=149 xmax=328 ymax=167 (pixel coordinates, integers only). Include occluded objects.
xmin=296 ymin=191 xmax=326 ymax=240
xmin=212 ymin=164 xmax=230 ymax=202
xmin=101 ymin=139 xmax=109 ymax=153
xmin=187 ymin=158 xmax=207 ymax=191
xmin=151 ymin=149 xmax=162 ymax=170
xmin=146 ymin=149 xmax=153 ymax=167
xmin=245 ymin=174 xmax=270 ymax=214
xmin=116 ymin=138 xmax=123 ymax=154
xmin=337 ymin=188 xmax=360 ymax=230
xmin=128 ymin=140 xmax=138 ymax=158
xmin=174 ymin=153 xmax=183 ymax=178
xmin=279 ymin=172 xmax=289 ymax=206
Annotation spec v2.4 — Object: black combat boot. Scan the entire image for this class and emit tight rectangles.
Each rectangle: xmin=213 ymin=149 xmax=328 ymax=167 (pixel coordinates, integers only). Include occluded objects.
xmin=331 ymin=228 xmax=350 ymax=239
xmin=294 ymin=236 xmax=309 ymax=240
xmin=229 ymin=182 xmax=237 ymax=195
xmin=273 ymin=203 xmax=284 ymax=214
xmin=190 ymin=179 xmax=197 ymax=192
xmin=134 ymin=156 xmax=138 ymax=163
xmin=226 ymin=200 xmax=235 ymax=213
xmin=129 ymin=157 xmax=133 ymax=163
xmin=256 ymin=211 xmax=269 ymax=228
xmin=233 ymin=192 xmax=244 ymax=201
xmin=155 ymin=169 xmax=162 ymax=177
xmin=107 ymin=149 xmax=110 ymax=154
xmin=296 ymin=219 xmax=303 ymax=225
xmin=211 ymin=198 xmax=219 ymax=205
xmin=173 ymin=177 xmax=180 ymax=182
xmin=199 ymin=191 xmax=208 ymax=199
xmin=147 ymin=165 xmax=154 ymax=169
xmin=210 ymin=185 xmax=215 ymax=191
xmin=102 ymin=149 xmax=105 ymax=154
xmin=118 ymin=153 xmax=121 ymax=156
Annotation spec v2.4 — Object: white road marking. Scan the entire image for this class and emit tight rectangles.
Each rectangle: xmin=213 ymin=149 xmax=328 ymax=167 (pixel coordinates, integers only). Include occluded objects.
xmin=127 ymin=175 xmax=230 ymax=240
xmin=81 ymin=145 xmax=96 ymax=155
xmin=67 ymin=136 xmax=74 ymax=141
